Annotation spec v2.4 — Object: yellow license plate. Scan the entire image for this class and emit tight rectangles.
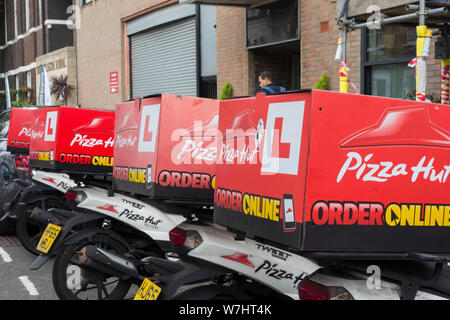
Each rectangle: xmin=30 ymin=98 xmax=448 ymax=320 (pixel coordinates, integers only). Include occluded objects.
xmin=36 ymin=224 xmax=62 ymax=254
xmin=134 ymin=278 xmax=161 ymax=300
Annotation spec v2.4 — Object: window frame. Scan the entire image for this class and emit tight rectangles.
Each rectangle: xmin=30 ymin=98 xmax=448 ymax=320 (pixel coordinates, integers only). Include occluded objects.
xmin=361 ymin=24 xmax=416 ymax=97
xmin=245 ymin=0 xmax=299 ymax=50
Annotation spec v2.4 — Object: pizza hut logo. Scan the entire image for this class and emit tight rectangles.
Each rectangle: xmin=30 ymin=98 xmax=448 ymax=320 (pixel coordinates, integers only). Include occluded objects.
xmin=221 ymin=253 xmax=255 ymax=268
xmin=97 ymin=205 xmax=119 ymax=214
xmin=18 ymin=128 xmax=31 ymax=137
xmin=340 ymin=107 xmax=450 ymax=149
xmin=31 ymin=130 xmax=44 ymax=139
xmin=70 ymin=134 xmax=114 ymax=149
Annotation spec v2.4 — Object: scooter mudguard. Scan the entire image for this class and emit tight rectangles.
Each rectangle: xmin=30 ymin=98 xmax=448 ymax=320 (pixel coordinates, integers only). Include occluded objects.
xmin=0 ymin=179 xmax=32 ymax=221
xmin=30 ymin=209 xmax=104 ymax=270
xmin=6 ymin=180 xmax=63 ymax=220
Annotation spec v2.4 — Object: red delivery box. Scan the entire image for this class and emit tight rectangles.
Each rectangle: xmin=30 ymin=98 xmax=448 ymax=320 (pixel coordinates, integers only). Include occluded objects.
xmin=29 ymin=106 xmax=115 ymax=173
xmin=7 ymin=107 xmax=37 ymax=155
xmin=113 ymin=94 xmax=219 ymax=204
xmin=214 ymin=90 xmax=450 ymax=253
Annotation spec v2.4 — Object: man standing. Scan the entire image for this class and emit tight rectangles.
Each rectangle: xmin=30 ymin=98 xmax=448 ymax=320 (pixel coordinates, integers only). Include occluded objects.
xmin=258 ymin=71 xmax=286 ymax=95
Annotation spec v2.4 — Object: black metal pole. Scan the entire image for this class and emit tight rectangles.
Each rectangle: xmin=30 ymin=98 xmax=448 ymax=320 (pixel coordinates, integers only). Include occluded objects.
xmin=40 ymin=0 xmax=46 ymax=54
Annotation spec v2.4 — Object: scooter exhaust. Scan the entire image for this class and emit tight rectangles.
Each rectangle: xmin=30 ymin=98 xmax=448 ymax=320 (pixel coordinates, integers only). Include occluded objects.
xmin=79 ymin=245 xmax=142 ymax=280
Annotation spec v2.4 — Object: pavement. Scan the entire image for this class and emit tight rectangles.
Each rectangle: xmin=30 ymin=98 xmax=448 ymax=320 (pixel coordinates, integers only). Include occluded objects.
xmin=0 ymin=235 xmax=139 ymax=300
xmin=0 ymin=236 xmax=58 ymax=300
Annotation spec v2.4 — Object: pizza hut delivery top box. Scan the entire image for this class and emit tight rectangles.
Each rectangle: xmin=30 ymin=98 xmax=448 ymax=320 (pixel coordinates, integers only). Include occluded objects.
xmin=214 ymin=90 xmax=450 ymax=253
xmin=7 ymin=107 xmax=37 ymax=155
xmin=113 ymin=94 xmax=219 ymax=204
xmin=29 ymin=106 xmax=115 ymax=173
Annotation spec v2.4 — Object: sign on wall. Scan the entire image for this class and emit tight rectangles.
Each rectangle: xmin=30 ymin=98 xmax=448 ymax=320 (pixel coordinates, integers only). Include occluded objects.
xmin=110 ymin=72 xmax=119 ymax=94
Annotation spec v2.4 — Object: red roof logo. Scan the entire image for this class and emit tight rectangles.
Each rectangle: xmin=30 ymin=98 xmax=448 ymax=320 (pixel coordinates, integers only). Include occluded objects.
xmin=341 ymin=107 xmax=450 ymax=148
xmin=221 ymin=253 xmax=255 ymax=268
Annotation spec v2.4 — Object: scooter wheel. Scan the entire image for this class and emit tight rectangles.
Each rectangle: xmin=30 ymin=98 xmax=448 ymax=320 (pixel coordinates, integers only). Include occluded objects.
xmin=15 ymin=198 xmax=69 ymax=256
xmin=52 ymin=232 xmax=132 ymax=300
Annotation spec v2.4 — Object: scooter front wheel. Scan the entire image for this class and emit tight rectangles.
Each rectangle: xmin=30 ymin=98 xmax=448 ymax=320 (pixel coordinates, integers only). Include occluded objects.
xmin=52 ymin=232 xmax=132 ymax=300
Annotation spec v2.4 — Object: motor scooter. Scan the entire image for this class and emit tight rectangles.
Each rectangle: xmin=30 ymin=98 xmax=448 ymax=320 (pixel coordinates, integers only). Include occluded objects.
xmin=30 ymin=184 xmax=220 ymax=300
xmin=166 ymin=222 xmax=450 ymax=300
xmin=6 ymin=170 xmax=77 ymax=255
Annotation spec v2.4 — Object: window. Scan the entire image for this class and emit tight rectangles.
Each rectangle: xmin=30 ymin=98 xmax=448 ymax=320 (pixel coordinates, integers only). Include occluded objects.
xmin=14 ymin=0 xmax=17 ymax=38
xmin=27 ymin=71 xmax=32 ymax=100
xmin=363 ymin=25 xmax=416 ymax=99
xmin=246 ymin=0 xmax=298 ymax=48
xmin=82 ymin=0 xmax=93 ymax=6
xmin=26 ymin=71 xmax=32 ymax=89
xmin=3 ymin=0 xmax=7 ymax=43
xmin=25 ymin=0 xmax=29 ymax=32
xmin=15 ymin=76 xmax=19 ymax=101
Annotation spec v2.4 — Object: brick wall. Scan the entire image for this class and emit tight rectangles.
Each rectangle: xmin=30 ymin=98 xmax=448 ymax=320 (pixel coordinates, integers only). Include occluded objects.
xmin=300 ymin=0 xmax=361 ymax=92
xmin=301 ymin=0 xmax=443 ymax=98
xmin=77 ymin=0 xmax=445 ymax=109
xmin=76 ymin=0 xmax=175 ymax=110
xmin=215 ymin=0 xmax=350 ymax=95
xmin=425 ymin=38 xmax=443 ymax=99
xmin=216 ymin=5 xmax=249 ymax=98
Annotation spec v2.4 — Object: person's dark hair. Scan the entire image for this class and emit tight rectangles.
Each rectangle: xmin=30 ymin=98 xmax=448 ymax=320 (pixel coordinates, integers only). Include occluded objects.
xmin=260 ymin=71 xmax=273 ymax=82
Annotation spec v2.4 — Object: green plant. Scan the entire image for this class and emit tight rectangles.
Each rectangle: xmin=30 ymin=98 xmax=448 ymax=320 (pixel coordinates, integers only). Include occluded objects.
xmin=314 ymin=73 xmax=330 ymax=90
xmin=404 ymin=90 xmax=441 ymax=103
xmin=0 ymin=87 xmax=34 ymax=109
xmin=50 ymin=74 xmax=72 ymax=104
xmin=219 ymin=82 xmax=233 ymax=100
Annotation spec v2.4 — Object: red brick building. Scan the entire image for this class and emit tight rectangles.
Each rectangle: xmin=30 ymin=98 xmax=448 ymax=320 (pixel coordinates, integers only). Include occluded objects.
xmin=70 ymin=0 xmax=449 ymax=109
xmin=0 ymin=0 xmax=75 ymax=107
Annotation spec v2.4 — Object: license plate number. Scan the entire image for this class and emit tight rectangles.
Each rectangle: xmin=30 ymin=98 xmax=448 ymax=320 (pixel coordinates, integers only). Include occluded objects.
xmin=36 ymin=224 xmax=61 ymax=254
xmin=134 ymin=278 xmax=161 ymax=300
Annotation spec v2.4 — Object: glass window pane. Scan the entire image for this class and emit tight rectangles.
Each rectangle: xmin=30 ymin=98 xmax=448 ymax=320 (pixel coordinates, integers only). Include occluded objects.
xmin=367 ymin=25 xmax=416 ymax=63
xmin=370 ymin=63 xmax=416 ymax=99
xmin=247 ymin=0 xmax=298 ymax=48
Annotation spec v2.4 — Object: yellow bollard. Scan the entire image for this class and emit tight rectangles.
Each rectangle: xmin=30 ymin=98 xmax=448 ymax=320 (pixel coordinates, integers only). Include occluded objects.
xmin=415 ymin=26 xmax=427 ymax=102
xmin=339 ymin=62 xmax=349 ymax=93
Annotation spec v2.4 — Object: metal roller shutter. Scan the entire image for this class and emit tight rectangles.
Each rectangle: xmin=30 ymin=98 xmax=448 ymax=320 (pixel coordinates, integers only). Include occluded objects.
xmin=130 ymin=17 xmax=197 ymax=98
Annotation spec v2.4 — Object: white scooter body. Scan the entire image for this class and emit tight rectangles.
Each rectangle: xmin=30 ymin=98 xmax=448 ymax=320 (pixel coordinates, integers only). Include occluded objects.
xmin=307 ymin=269 xmax=447 ymax=300
xmin=179 ymin=222 xmax=320 ymax=300
xmin=34 ymin=169 xmax=187 ymax=243
xmin=33 ymin=169 xmax=188 ymax=246
xmin=32 ymin=170 xmax=77 ymax=193
xmin=178 ymin=222 xmax=448 ymax=300
xmin=73 ymin=186 xmax=187 ymax=243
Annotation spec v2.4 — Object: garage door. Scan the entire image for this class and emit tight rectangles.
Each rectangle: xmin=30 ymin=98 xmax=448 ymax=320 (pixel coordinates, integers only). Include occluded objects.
xmin=130 ymin=17 xmax=197 ymax=98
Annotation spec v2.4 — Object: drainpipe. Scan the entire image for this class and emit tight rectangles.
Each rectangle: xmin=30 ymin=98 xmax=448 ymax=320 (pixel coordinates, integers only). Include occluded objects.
xmin=337 ymin=0 xmax=350 ymax=93
xmin=40 ymin=0 xmax=46 ymax=54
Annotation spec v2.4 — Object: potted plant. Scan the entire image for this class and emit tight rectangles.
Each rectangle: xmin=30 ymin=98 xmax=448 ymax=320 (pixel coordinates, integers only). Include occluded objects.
xmin=50 ymin=75 xmax=73 ymax=105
